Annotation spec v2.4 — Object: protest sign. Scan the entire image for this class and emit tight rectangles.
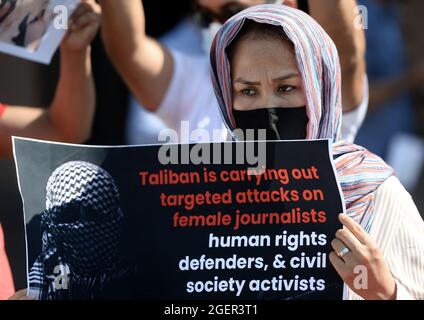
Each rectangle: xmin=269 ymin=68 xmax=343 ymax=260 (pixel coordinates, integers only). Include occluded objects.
xmin=0 ymin=0 xmax=79 ymax=64
xmin=13 ymin=137 xmax=345 ymax=300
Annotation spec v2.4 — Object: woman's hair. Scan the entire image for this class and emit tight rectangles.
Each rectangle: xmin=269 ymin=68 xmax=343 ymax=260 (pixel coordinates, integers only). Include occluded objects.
xmin=226 ymin=19 xmax=293 ymax=60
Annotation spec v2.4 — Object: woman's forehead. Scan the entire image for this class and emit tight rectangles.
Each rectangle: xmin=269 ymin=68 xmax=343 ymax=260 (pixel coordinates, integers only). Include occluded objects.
xmin=232 ymin=34 xmax=294 ymax=59
xmin=231 ymin=39 xmax=298 ymax=82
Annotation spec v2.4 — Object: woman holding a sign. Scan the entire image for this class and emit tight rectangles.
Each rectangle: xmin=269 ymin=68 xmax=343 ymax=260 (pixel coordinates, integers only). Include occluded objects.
xmin=210 ymin=4 xmax=424 ymax=300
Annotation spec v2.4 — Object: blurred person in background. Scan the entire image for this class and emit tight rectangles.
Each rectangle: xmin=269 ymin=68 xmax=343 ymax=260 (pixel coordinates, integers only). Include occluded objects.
xmin=100 ymin=0 xmax=368 ymax=145
xmin=0 ymin=223 xmax=14 ymax=299
xmin=0 ymin=0 xmax=101 ymax=299
xmin=400 ymin=0 xmax=424 ymax=138
xmin=355 ymin=0 xmax=424 ymax=192
xmin=400 ymin=0 xmax=424 ymax=212
xmin=0 ymin=0 xmax=100 ymax=158
xmin=126 ymin=0 xmax=201 ymax=145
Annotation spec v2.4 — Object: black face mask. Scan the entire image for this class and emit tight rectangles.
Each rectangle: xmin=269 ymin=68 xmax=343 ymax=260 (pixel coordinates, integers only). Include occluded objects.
xmin=233 ymin=107 xmax=308 ymax=141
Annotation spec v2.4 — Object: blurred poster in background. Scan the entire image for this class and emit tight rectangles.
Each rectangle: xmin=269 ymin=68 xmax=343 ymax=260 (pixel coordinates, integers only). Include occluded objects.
xmin=0 ymin=0 xmax=79 ymax=64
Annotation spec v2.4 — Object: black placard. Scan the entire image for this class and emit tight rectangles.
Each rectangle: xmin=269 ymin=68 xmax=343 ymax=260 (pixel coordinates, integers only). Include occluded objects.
xmin=13 ymin=138 xmax=344 ymax=300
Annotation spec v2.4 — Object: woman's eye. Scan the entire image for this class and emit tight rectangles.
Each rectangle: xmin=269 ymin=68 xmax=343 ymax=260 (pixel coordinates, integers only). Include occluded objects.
xmin=278 ymin=85 xmax=295 ymax=93
xmin=240 ymin=88 xmax=257 ymax=96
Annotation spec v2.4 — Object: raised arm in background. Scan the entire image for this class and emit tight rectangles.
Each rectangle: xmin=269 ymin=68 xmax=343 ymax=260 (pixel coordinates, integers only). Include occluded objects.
xmin=309 ymin=0 xmax=367 ymax=112
xmin=99 ymin=0 xmax=173 ymax=112
xmin=0 ymin=0 xmax=101 ymax=158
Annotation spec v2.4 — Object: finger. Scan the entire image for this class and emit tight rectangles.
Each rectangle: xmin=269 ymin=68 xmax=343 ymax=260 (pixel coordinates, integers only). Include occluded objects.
xmin=339 ymin=213 xmax=372 ymax=245
xmin=329 ymin=251 xmax=346 ymax=277
xmin=72 ymin=0 xmax=101 ymax=18
xmin=331 ymin=237 xmax=353 ymax=260
xmin=335 ymin=226 xmax=363 ymax=253
xmin=69 ymin=2 xmax=93 ymax=25
xmin=79 ymin=0 xmax=97 ymax=4
xmin=8 ymin=289 xmax=27 ymax=300
xmin=18 ymin=294 xmax=35 ymax=301
xmin=70 ymin=21 xmax=99 ymax=43
xmin=70 ymin=12 xmax=99 ymax=31
xmin=69 ymin=16 xmax=99 ymax=38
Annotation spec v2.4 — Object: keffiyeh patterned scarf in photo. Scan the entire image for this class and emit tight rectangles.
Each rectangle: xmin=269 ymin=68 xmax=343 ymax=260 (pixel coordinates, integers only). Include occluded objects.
xmin=210 ymin=4 xmax=394 ymax=232
xmin=29 ymin=161 xmax=127 ymax=300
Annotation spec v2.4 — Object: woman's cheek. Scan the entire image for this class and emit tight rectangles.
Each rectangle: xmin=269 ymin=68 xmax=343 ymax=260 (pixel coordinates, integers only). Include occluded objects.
xmin=282 ymin=90 xmax=307 ymax=107
xmin=234 ymin=95 xmax=256 ymax=110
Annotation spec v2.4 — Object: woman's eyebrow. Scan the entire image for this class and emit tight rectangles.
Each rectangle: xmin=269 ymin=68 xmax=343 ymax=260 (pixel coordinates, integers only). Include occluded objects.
xmin=272 ymin=72 xmax=299 ymax=82
xmin=234 ymin=78 xmax=260 ymax=86
xmin=234 ymin=72 xmax=300 ymax=85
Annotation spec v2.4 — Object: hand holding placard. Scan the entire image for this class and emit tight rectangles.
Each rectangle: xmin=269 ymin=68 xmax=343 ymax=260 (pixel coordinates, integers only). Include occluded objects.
xmin=330 ymin=214 xmax=397 ymax=300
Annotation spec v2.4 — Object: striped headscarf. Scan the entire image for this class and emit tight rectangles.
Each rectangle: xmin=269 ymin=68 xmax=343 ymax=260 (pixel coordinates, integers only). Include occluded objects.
xmin=210 ymin=4 xmax=394 ymax=231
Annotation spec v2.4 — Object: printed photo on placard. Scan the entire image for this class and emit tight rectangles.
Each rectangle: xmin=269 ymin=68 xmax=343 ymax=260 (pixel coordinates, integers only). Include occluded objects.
xmin=0 ymin=0 xmax=79 ymax=64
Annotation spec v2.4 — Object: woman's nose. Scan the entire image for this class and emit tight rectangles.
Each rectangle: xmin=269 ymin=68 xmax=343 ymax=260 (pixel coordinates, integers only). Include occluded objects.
xmin=260 ymin=91 xmax=282 ymax=108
